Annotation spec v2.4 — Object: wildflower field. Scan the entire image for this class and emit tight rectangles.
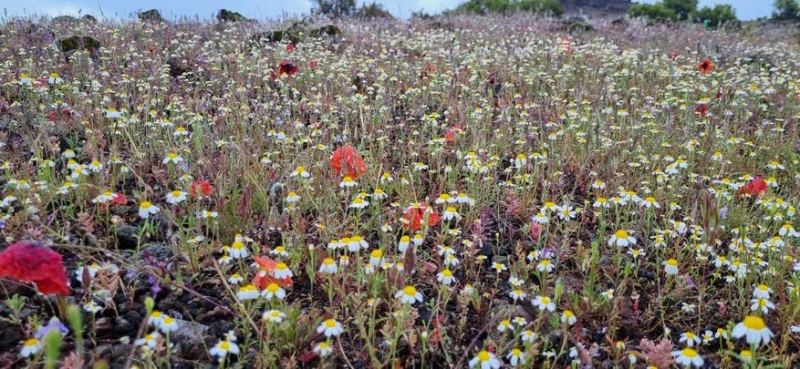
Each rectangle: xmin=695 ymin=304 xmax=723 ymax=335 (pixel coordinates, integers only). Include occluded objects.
xmin=1 ymin=14 xmax=800 ymax=369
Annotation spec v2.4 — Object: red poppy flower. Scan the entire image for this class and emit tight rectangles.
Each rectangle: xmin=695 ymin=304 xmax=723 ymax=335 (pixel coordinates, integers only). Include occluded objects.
xmin=402 ymin=203 xmax=440 ymax=231
xmin=270 ymin=61 xmax=299 ymax=80
xmin=329 ymin=145 xmax=367 ymax=180
xmin=286 ymin=43 xmax=295 ymax=53
xmin=190 ymin=180 xmax=213 ymax=197
xmin=697 ymin=59 xmax=713 ymax=74
xmin=694 ymin=104 xmax=709 ymax=117
xmin=252 ymin=256 xmax=293 ymax=288
xmin=739 ymin=176 xmax=768 ymax=197
xmin=0 ymin=242 xmax=70 ymax=295
xmin=111 ymin=192 xmax=128 ymax=205
xmin=309 ymin=60 xmax=318 ymax=69
xmin=669 ymin=51 xmax=680 ymax=60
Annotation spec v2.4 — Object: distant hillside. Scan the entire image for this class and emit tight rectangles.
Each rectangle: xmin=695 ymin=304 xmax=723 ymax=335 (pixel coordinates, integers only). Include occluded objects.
xmin=561 ymin=0 xmax=631 ymax=17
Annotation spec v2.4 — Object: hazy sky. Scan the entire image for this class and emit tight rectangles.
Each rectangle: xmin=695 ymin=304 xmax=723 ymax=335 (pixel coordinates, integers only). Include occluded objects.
xmin=0 ymin=0 xmax=774 ymax=21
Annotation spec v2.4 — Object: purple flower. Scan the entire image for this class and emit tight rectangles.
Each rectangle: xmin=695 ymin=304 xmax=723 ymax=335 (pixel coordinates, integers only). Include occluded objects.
xmin=35 ymin=317 xmax=69 ymax=339
xmin=719 ymin=205 xmax=728 ymax=220
xmin=148 ymin=274 xmax=162 ymax=294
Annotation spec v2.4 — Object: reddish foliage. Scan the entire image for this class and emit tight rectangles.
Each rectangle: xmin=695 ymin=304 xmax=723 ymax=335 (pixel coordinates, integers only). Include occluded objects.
xmin=530 ymin=221 xmax=542 ymax=241
xmin=190 ymin=180 xmax=213 ymax=197
xmin=252 ymin=256 xmax=293 ymax=288
xmin=0 ymin=242 xmax=70 ymax=295
xmin=329 ymin=145 xmax=367 ymax=180
xmin=297 ymin=350 xmax=318 ymax=362
xmin=48 ymin=108 xmax=73 ymax=123
xmin=739 ymin=176 xmax=768 ymax=197
xmin=697 ymin=59 xmax=713 ymax=74
xmin=309 ymin=60 xmax=318 ymax=69
xmin=402 ymin=203 xmax=440 ymax=231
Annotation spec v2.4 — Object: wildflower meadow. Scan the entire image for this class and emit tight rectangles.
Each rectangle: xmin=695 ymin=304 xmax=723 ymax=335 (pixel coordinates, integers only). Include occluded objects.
xmin=1 ymin=10 xmax=800 ymax=369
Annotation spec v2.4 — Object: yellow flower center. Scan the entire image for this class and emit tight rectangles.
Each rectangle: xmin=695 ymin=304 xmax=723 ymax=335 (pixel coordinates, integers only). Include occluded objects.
xmin=24 ymin=338 xmax=38 ymax=347
xmin=323 ymin=258 xmax=334 ymax=265
xmin=403 ymin=286 xmax=417 ymax=296
xmin=267 ymin=283 xmax=279 ymax=293
xmin=231 ymin=241 xmax=245 ymax=249
xmin=167 ymin=153 xmax=177 ymax=159
xmin=371 ymin=250 xmax=383 ymax=258
xmin=141 ymin=201 xmax=152 ymax=208
xmin=171 ymin=190 xmax=182 ymax=197
xmin=682 ymin=348 xmax=698 ymax=358
xmin=615 ymin=230 xmax=629 ymax=238
xmin=541 ymin=297 xmax=551 ymax=304
xmin=743 ymin=316 xmax=766 ymax=330
xmin=442 ymin=269 xmax=452 ymax=277
xmin=325 ymin=319 xmax=337 ymax=328
xmin=666 ymin=259 xmax=678 ymax=267
xmin=477 ymin=350 xmax=490 ymax=361
xmin=219 ymin=341 xmax=230 ymax=350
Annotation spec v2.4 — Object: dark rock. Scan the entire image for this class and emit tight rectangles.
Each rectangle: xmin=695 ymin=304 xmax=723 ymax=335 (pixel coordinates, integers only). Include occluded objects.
xmin=166 ymin=58 xmax=192 ymax=78
xmin=309 ymin=24 xmax=342 ymax=38
xmin=113 ymin=317 xmax=135 ymax=335
xmin=251 ymin=30 xmax=301 ymax=45
xmin=138 ymin=9 xmax=165 ymax=23
xmin=561 ymin=16 xmax=595 ymax=32
xmin=172 ymin=319 xmax=210 ymax=360
xmin=133 ymin=243 xmax=173 ymax=261
xmin=113 ymin=225 xmax=143 ymax=250
xmin=82 ymin=14 xmax=98 ymax=23
xmin=57 ymin=35 xmax=101 ymax=59
xmin=610 ymin=17 xmax=629 ymax=28
xmin=51 ymin=15 xmax=80 ymax=23
xmin=95 ymin=344 xmax=131 ymax=361
xmin=217 ymin=9 xmax=248 ymax=22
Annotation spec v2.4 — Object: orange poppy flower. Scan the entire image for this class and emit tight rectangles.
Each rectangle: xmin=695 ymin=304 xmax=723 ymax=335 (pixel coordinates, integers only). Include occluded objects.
xmin=402 ymin=203 xmax=440 ymax=231
xmin=252 ymin=255 xmax=293 ymax=288
xmin=445 ymin=124 xmax=465 ymax=143
xmin=697 ymin=59 xmax=713 ymax=74
xmin=329 ymin=145 xmax=367 ymax=180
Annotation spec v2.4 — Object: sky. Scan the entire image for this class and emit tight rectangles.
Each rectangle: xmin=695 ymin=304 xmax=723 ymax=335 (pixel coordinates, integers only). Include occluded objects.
xmin=0 ymin=0 xmax=774 ymax=21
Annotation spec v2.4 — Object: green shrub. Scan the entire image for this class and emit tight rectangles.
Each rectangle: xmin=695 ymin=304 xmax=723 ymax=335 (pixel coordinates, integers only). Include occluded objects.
xmin=628 ymin=3 xmax=678 ymax=22
xmin=663 ymin=0 xmax=698 ymax=20
xmin=455 ymin=0 xmax=563 ymax=15
xmin=355 ymin=2 xmax=395 ymax=19
xmin=694 ymin=4 xmax=737 ymax=27
xmin=773 ymin=0 xmax=800 ymax=20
